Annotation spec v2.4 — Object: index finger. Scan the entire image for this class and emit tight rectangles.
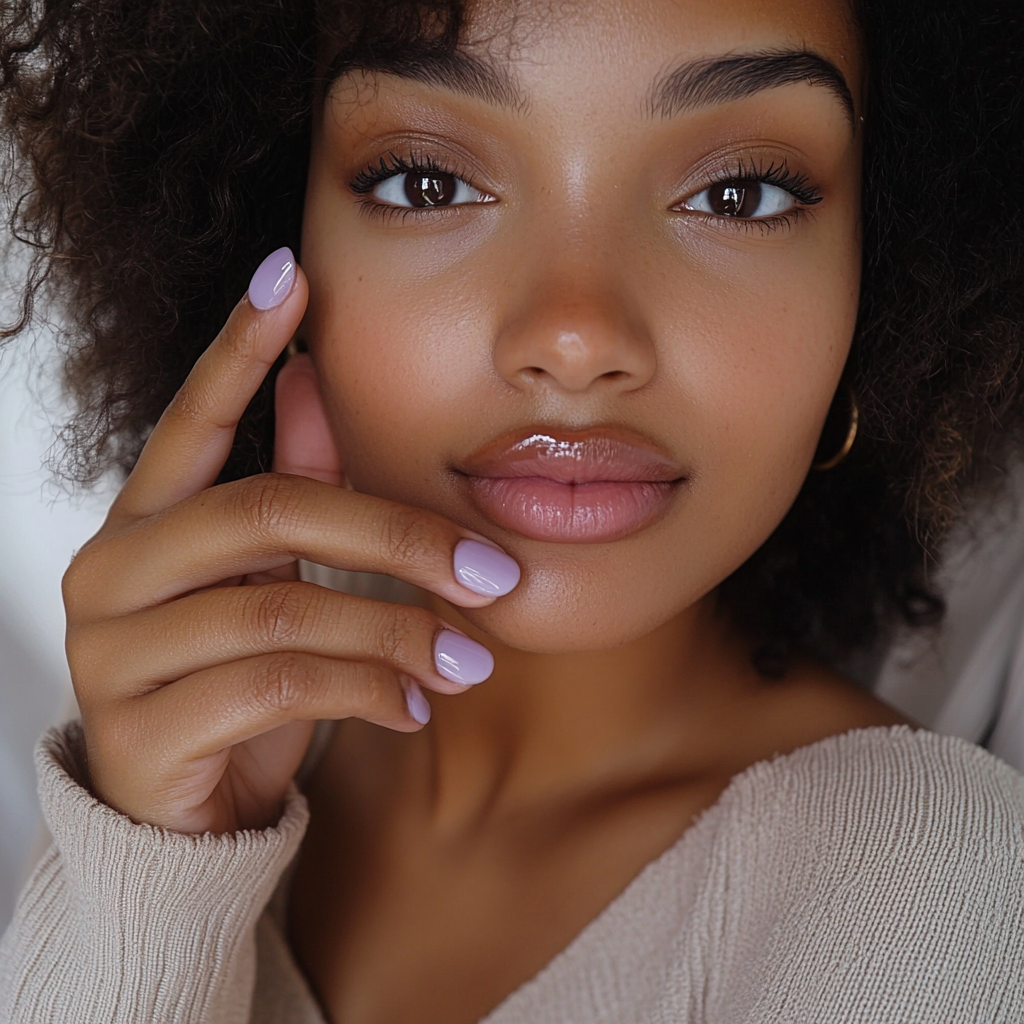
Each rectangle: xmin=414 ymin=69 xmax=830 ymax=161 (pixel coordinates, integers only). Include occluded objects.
xmin=113 ymin=248 xmax=307 ymax=522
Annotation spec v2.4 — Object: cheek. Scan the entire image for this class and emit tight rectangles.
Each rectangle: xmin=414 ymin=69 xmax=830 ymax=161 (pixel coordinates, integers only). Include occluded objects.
xmin=301 ymin=242 xmax=489 ymax=499
xmin=659 ymin=237 xmax=858 ymax=573
xmin=686 ymin=273 xmax=854 ymax=474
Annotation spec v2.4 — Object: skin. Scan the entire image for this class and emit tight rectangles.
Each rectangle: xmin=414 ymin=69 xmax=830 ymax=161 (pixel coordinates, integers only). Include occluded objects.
xmin=61 ymin=0 xmax=907 ymax=1023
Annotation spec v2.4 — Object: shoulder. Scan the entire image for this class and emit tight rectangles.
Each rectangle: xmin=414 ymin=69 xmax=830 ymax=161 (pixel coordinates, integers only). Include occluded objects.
xmin=773 ymin=719 xmax=1022 ymax=782
xmin=737 ymin=724 xmax=1022 ymax=834
xmin=696 ymin=727 xmax=1024 ymax=1022
xmin=714 ymin=725 xmax=1024 ymax=887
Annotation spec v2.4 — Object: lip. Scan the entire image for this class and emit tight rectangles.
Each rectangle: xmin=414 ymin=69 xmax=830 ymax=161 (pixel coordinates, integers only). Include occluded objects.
xmin=459 ymin=428 xmax=684 ymax=543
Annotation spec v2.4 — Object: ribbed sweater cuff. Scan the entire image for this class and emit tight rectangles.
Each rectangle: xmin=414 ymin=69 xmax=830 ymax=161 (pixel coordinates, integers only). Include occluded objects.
xmin=0 ymin=720 xmax=309 ymax=1024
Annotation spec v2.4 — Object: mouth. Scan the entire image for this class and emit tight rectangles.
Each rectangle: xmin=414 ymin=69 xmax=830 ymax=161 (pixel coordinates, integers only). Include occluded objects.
xmin=458 ymin=428 xmax=685 ymax=543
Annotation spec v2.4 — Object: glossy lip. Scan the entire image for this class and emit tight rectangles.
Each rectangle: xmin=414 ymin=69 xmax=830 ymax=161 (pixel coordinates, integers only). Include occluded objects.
xmin=458 ymin=428 xmax=685 ymax=543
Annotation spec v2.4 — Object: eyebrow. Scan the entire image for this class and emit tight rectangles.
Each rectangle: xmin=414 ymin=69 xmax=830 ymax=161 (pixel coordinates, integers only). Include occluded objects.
xmin=327 ymin=49 xmax=527 ymax=113
xmin=647 ymin=50 xmax=856 ymax=125
xmin=328 ymin=47 xmax=854 ymax=126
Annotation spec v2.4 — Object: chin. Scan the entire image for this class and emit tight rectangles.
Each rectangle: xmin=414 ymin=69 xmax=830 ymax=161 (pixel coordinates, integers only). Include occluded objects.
xmin=457 ymin=558 xmax=686 ymax=654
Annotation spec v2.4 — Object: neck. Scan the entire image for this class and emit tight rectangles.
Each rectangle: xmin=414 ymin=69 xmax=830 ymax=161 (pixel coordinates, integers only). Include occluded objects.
xmin=415 ymin=593 xmax=765 ymax=830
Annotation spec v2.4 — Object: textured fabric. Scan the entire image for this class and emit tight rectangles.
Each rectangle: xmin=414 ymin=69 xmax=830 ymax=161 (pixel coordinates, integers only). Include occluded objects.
xmin=0 ymin=724 xmax=309 ymax=1023
xmin=2 ymin=723 xmax=1023 ymax=1023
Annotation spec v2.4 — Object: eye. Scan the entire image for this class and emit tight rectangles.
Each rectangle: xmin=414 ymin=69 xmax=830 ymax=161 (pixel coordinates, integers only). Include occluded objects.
xmin=373 ymin=171 xmax=490 ymax=208
xmin=681 ymin=181 xmax=796 ymax=219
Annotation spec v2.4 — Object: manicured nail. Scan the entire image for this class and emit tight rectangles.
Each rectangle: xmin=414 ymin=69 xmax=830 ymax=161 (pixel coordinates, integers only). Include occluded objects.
xmin=453 ymin=539 xmax=521 ymax=597
xmin=248 ymin=247 xmax=296 ymax=310
xmin=434 ymin=630 xmax=494 ymax=685
xmin=404 ymin=680 xmax=431 ymax=725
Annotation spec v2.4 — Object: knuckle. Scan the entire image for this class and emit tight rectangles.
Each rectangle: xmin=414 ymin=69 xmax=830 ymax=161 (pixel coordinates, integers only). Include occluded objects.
xmin=61 ymin=539 xmax=105 ymax=620
xmin=359 ymin=662 xmax=398 ymax=714
xmin=170 ymin=375 xmax=208 ymax=427
xmin=61 ymin=563 xmax=83 ymax=617
xmin=251 ymin=653 xmax=316 ymax=716
xmin=247 ymin=582 xmax=319 ymax=649
xmin=65 ymin=628 xmax=97 ymax=700
xmin=381 ymin=506 xmax=438 ymax=572
xmin=236 ymin=474 xmax=304 ymax=540
xmin=372 ymin=605 xmax=430 ymax=665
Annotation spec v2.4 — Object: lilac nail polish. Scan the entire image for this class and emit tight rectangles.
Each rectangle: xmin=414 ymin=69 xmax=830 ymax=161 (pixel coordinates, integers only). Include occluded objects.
xmin=405 ymin=681 xmax=431 ymax=725
xmin=434 ymin=630 xmax=494 ymax=685
xmin=453 ymin=539 xmax=521 ymax=597
xmin=248 ymin=247 xmax=296 ymax=310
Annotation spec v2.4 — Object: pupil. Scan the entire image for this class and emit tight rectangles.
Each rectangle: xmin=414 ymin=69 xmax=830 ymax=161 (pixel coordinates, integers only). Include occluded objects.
xmin=405 ymin=173 xmax=457 ymax=207
xmin=710 ymin=182 xmax=762 ymax=217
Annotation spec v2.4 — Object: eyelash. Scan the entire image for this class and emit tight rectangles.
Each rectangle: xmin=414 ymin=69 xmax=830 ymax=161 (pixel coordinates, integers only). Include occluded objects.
xmin=689 ymin=157 xmax=824 ymax=234
xmin=348 ymin=152 xmax=824 ymax=231
xmin=349 ymin=150 xmax=483 ymax=222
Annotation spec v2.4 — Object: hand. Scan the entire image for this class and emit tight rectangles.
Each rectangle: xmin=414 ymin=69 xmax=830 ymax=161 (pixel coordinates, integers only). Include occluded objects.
xmin=63 ymin=249 xmax=520 ymax=834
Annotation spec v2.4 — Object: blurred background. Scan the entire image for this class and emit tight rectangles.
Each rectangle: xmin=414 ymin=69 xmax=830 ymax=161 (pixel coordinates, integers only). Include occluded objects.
xmin=0 ymin=243 xmax=113 ymax=923
xmin=2 ymin=229 xmax=1023 ymax=931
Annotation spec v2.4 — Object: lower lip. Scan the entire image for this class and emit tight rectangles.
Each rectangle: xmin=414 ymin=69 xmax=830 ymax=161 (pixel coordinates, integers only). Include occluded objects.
xmin=466 ymin=476 xmax=677 ymax=543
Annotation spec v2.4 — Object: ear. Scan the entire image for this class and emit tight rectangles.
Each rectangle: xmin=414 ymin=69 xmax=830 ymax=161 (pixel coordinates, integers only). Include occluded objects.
xmin=273 ymin=352 xmax=344 ymax=486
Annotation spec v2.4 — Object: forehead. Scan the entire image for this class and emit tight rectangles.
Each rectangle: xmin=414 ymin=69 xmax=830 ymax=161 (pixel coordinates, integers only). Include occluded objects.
xmin=464 ymin=0 xmax=859 ymax=49
xmin=459 ymin=0 xmax=862 ymax=102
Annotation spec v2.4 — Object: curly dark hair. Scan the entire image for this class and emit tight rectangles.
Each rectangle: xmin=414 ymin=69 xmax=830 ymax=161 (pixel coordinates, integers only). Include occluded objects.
xmin=2 ymin=0 xmax=1023 ymax=671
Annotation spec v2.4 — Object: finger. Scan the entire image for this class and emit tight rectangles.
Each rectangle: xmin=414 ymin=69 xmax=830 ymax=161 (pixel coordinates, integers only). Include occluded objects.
xmin=67 ymin=475 xmax=521 ymax=619
xmin=274 ymin=353 xmax=343 ymax=485
xmin=112 ymin=249 xmax=307 ymax=522
xmin=124 ymin=654 xmax=430 ymax=767
xmin=69 ymin=581 xmax=490 ymax=700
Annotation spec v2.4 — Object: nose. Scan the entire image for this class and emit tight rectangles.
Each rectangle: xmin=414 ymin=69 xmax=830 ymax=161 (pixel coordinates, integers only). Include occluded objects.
xmin=492 ymin=282 xmax=657 ymax=396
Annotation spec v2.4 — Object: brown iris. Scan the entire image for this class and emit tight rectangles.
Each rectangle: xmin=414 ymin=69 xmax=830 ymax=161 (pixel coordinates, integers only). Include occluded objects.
xmin=707 ymin=181 xmax=763 ymax=217
xmin=404 ymin=173 xmax=458 ymax=207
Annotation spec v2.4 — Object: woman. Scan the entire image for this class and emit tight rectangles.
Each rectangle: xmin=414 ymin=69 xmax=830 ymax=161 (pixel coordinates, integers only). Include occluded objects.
xmin=1 ymin=0 xmax=1022 ymax=1021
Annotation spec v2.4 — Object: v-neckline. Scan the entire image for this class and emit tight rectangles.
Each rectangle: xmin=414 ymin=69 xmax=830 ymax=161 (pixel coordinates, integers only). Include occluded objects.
xmin=475 ymin=724 xmax=905 ymax=1022
xmin=284 ymin=724 xmax=905 ymax=1024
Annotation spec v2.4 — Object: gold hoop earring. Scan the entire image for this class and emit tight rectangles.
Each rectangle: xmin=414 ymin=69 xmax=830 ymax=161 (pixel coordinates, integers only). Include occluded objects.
xmin=812 ymin=387 xmax=859 ymax=471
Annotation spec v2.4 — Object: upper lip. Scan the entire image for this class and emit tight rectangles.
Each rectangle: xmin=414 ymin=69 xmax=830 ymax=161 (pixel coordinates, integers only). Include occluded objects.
xmin=459 ymin=427 xmax=683 ymax=484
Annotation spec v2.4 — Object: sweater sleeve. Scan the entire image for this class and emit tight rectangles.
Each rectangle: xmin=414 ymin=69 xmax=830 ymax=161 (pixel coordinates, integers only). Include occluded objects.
xmin=0 ymin=721 xmax=310 ymax=1024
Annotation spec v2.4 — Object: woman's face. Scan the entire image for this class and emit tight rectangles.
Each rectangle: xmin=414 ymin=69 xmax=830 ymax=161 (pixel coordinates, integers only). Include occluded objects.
xmin=301 ymin=0 xmax=863 ymax=653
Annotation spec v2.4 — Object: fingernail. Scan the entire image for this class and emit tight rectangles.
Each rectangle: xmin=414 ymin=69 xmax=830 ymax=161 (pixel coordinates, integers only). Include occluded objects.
xmin=248 ymin=247 xmax=296 ymax=310
xmin=404 ymin=680 xmax=432 ymax=725
xmin=453 ymin=539 xmax=521 ymax=597
xmin=434 ymin=630 xmax=494 ymax=685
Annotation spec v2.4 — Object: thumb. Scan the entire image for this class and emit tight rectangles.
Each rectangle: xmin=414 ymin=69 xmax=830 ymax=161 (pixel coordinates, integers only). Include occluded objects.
xmin=273 ymin=352 xmax=344 ymax=485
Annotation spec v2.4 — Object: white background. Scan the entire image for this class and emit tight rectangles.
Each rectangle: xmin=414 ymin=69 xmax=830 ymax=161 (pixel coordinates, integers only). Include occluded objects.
xmin=0 ymin=239 xmax=114 ymax=925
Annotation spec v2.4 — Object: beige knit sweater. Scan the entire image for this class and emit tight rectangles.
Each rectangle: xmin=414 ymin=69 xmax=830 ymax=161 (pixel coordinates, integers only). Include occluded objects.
xmin=1 ymin=722 xmax=1023 ymax=1023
